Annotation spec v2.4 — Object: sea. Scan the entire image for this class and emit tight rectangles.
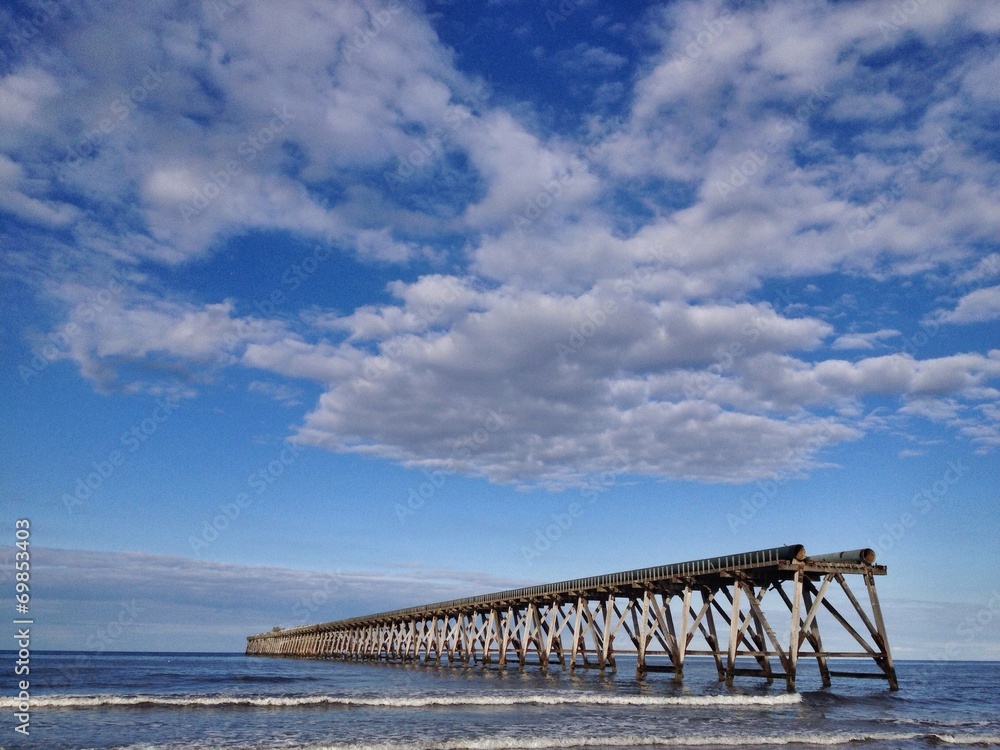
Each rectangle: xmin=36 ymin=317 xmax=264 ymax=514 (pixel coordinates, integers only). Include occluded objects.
xmin=0 ymin=652 xmax=997 ymax=750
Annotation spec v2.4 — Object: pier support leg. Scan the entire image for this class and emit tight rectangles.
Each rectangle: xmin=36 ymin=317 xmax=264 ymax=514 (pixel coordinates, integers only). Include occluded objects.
xmin=725 ymin=583 xmax=741 ymax=687
xmin=675 ymin=587 xmax=690 ymax=683
xmin=703 ymin=592 xmax=725 ymax=682
xmin=635 ymin=593 xmax=649 ymax=680
xmin=864 ymin=572 xmax=898 ymax=691
xmin=802 ymin=587 xmax=831 ymax=688
xmin=787 ymin=570 xmax=802 ymax=693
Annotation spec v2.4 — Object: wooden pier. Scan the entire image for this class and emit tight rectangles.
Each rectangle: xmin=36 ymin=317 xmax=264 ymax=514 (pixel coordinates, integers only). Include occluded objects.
xmin=246 ymin=545 xmax=897 ymax=691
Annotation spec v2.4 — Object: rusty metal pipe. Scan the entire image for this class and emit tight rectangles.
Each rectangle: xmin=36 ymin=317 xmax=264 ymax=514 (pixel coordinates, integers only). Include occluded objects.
xmin=807 ymin=548 xmax=876 ymax=565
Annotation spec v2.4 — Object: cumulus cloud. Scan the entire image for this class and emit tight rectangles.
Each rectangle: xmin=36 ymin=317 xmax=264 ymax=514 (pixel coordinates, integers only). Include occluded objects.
xmin=42 ymin=283 xmax=286 ymax=392
xmin=934 ymin=285 xmax=1000 ymax=324
xmin=5 ymin=0 xmax=1000 ymax=488
xmin=0 ymin=0 xmax=498 ymax=267
xmin=593 ymin=0 xmax=1000 ymax=293
xmin=737 ymin=352 xmax=1000 ymax=408
xmin=261 ymin=281 xmax=997 ymax=485
xmin=831 ymin=329 xmax=901 ymax=350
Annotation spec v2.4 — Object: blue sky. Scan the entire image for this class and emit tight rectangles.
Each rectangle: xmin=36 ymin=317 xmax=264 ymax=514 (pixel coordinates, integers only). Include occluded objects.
xmin=1 ymin=0 xmax=999 ymax=658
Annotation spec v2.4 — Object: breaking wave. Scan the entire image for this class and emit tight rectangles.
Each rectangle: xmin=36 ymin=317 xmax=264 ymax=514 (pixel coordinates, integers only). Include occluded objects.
xmin=106 ymin=730 xmax=1000 ymax=750
xmin=0 ymin=691 xmax=802 ymax=709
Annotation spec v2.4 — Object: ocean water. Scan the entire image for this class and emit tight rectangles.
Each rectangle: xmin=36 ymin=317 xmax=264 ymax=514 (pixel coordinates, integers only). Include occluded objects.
xmin=0 ymin=652 xmax=997 ymax=750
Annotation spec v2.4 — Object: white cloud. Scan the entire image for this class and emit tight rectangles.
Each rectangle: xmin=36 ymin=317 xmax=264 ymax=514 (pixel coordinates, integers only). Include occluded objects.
xmin=935 ymin=285 xmax=1000 ymax=324
xmin=962 ymin=53 xmax=1000 ymax=105
xmin=831 ymin=329 xmax=901 ymax=350
xmin=543 ymin=42 xmax=627 ymax=75
xmin=457 ymin=110 xmax=599 ymax=229
xmin=248 ymin=380 xmax=303 ymax=407
xmin=45 ymin=284 xmax=286 ymax=392
xmin=7 ymin=0 xmax=1000 ymax=488
xmin=828 ymin=92 xmax=905 ymax=121
xmin=0 ymin=67 xmax=60 ymax=128
xmin=900 ymin=398 xmax=963 ymax=422
xmin=243 ymin=338 xmax=360 ymax=383
xmin=955 ymin=253 xmax=1000 ymax=286
xmin=238 ymin=281 xmax=1000 ymax=485
xmin=591 ymin=0 xmax=1000 ymax=295
xmin=740 ymin=352 xmax=1000 ymax=406
xmin=0 ymin=153 xmax=80 ymax=228
xmin=0 ymin=0 xmax=494 ymax=266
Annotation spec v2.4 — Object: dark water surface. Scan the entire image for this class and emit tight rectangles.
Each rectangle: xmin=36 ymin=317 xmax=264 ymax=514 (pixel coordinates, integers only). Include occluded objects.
xmin=0 ymin=652 xmax=997 ymax=750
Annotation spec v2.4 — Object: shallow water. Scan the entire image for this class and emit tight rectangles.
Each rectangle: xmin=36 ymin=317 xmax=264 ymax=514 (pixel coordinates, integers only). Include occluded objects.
xmin=0 ymin=652 xmax=996 ymax=750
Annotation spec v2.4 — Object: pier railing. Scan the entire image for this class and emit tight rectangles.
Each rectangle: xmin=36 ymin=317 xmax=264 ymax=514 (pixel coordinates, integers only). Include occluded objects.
xmin=246 ymin=544 xmax=897 ymax=691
